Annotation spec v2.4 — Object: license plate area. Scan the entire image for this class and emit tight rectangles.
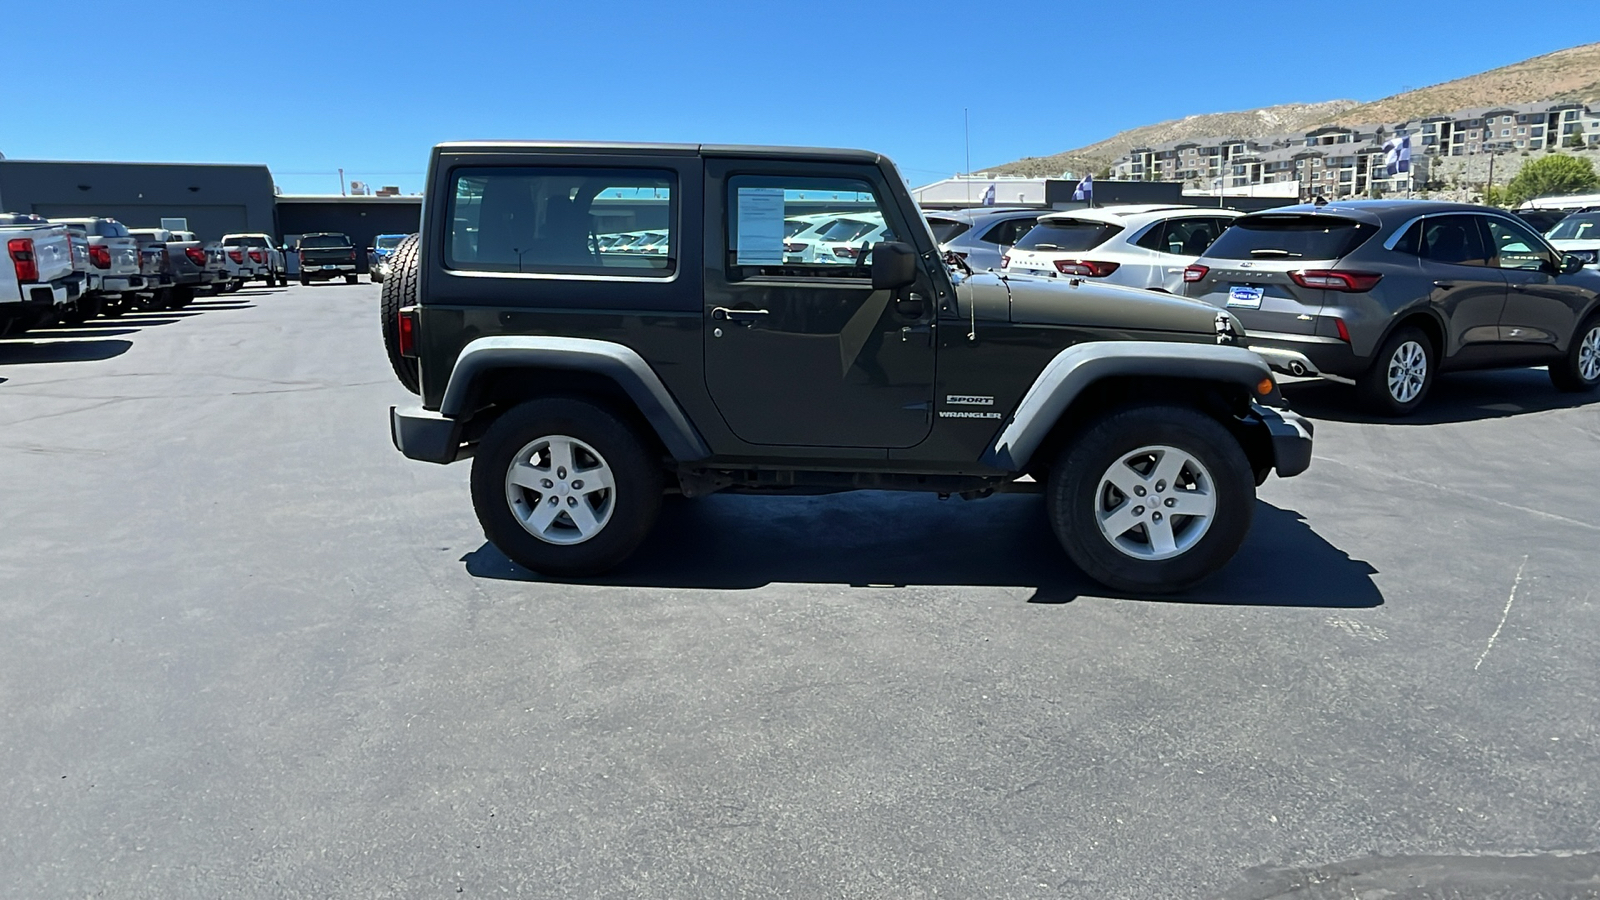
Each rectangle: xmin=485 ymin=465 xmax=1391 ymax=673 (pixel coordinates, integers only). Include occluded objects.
xmin=1227 ymin=285 xmax=1264 ymax=309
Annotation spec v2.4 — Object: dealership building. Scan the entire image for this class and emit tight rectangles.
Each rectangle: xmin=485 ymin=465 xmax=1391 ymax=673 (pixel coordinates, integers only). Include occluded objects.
xmin=0 ymin=158 xmax=422 ymax=271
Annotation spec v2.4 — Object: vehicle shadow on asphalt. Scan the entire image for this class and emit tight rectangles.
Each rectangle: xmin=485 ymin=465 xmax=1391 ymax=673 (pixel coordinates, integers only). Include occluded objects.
xmin=1284 ymin=367 xmax=1599 ymax=425
xmin=0 ymin=339 xmax=132 ymax=366
xmin=183 ymin=302 xmax=258 ymax=310
xmin=17 ymin=326 xmax=154 ymax=339
xmin=462 ymin=494 xmax=1382 ymax=608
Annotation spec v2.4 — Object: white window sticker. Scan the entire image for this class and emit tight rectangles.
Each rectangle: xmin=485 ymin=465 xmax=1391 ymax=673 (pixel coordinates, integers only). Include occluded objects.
xmin=735 ymin=187 xmax=786 ymax=265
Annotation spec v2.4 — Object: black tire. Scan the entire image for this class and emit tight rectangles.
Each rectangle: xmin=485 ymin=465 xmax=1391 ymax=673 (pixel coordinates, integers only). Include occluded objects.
xmin=1357 ymin=325 xmax=1434 ymax=416
xmin=60 ymin=296 xmax=99 ymax=326
xmin=344 ymin=274 xmax=358 ymax=285
xmin=471 ymin=398 xmax=664 ymax=578
xmin=1047 ymin=404 xmax=1256 ymax=595
xmin=171 ymin=285 xmax=195 ymax=308
xmin=101 ymin=298 xmax=125 ymax=319
xmin=1549 ymin=314 xmax=1600 ymax=393
xmin=380 ymin=234 xmax=421 ymax=394
xmin=299 ymin=274 xmax=311 ymax=286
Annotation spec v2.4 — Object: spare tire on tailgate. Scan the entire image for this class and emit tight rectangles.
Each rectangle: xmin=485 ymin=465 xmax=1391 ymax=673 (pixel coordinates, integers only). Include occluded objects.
xmin=380 ymin=233 xmax=421 ymax=394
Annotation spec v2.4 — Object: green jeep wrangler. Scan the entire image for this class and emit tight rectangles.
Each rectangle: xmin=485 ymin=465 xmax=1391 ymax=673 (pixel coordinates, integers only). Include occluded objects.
xmin=382 ymin=142 xmax=1313 ymax=593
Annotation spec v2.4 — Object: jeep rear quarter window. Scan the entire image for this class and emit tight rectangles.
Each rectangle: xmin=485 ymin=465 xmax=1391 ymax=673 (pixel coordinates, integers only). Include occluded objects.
xmin=447 ymin=167 xmax=676 ymax=277
xmin=1204 ymin=214 xmax=1376 ymax=260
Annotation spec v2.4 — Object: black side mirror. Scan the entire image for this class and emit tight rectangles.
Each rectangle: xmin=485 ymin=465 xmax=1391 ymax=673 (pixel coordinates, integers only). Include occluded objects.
xmin=871 ymin=241 xmax=918 ymax=290
xmin=1560 ymin=253 xmax=1587 ymax=275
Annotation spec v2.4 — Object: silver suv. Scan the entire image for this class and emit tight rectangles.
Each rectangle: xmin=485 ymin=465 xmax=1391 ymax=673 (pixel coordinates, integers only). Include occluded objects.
xmin=1184 ymin=200 xmax=1600 ymax=415
xmin=925 ymin=207 xmax=1042 ymax=272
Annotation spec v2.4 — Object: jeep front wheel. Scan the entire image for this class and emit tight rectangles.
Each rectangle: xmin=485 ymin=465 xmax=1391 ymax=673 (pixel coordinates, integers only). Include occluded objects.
xmin=1047 ymin=405 xmax=1254 ymax=594
xmin=471 ymin=398 xmax=664 ymax=577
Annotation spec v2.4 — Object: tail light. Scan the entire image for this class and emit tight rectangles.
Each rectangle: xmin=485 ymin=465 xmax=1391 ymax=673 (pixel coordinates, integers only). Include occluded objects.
xmin=1053 ymin=259 xmax=1120 ymax=277
xmin=161 ymin=248 xmax=170 ymax=268
xmin=1333 ymin=317 xmax=1351 ymax=342
xmin=89 ymin=245 xmax=111 ymax=269
xmin=397 ymin=308 xmax=417 ymax=357
xmin=1001 ymin=254 xmax=1011 ymax=268
xmin=184 ymin=246 xmax=207 ymax=266
xmin=832 ymin=246 xmax=859 ymax=259
xmin=8 ymin=238 xmax=37 ymax=282
xmin=1289 ymin=269 xmax=1382 ymax=292
xmin=248 ymin=249 xmax=264 ymax=264
xmin=348 ymin=249 xmax=357 ymax=261
xmin=228 ymin=249 xmax=244 ymax=264
xmin=784 ymin=242 xmax=804 ymax=253
xmin=1183 ymin=264 xmax=1210 ymax=283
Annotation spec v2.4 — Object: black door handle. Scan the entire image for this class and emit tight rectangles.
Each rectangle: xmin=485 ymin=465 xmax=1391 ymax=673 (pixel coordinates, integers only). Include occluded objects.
xmin=711 ymin=306 xmax=769 ymax=322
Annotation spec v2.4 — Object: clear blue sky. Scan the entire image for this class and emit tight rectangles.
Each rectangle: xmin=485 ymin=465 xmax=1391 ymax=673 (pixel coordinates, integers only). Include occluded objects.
xmin=3 ymin=0 xmax=1594 ymax=194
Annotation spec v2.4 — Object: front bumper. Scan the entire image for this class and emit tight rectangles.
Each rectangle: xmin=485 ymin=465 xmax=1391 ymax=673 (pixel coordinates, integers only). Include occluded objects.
xmin=391 ymin=405 xmax=466 ymax=464
xmin=1250 ymin=402 xmax=1314 ymax=479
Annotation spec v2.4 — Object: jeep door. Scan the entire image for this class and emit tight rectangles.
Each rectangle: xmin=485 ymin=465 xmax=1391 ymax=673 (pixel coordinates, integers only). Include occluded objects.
xmin=702 ymin=160 xmax=936 ymax=448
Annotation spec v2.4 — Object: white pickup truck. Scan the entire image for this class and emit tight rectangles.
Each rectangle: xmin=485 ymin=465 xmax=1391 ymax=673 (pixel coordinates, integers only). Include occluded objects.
xmin=219 ymin=233 xmax=286 ymax=286
xmin=1 ymin=215 xmax=86 ymax=335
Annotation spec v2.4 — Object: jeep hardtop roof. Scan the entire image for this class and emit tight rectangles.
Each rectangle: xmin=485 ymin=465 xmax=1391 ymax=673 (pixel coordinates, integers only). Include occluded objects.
xmin=433 ymin=141 xmax=885 ymax=165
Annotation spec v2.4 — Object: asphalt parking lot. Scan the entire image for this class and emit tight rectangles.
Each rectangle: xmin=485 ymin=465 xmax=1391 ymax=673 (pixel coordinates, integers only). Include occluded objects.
xmin=2 ymin=283 xmax=1599 ymax=899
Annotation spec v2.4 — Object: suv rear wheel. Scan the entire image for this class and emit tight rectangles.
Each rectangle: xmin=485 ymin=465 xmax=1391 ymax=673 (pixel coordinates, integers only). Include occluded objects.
xmin=471 ymin=398 xmax=664 ymax=577
xmin=1047 ymin=405 xmax=1254 ymax=594
xmin=379 ymin=235 xmax=421 ymax=393
xmin=1549 ymin=314 xmax=1600 ymax=393
xmin=1358 ymin=325 xmax=1434 ymax=416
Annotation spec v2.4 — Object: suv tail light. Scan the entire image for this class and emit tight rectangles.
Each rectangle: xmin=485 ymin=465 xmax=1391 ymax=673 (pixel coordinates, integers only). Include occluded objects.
xmin=228 ymin=249 xmax=244 ymax=264
xmin=89 ymin=244 xmax=111 ymax=269
xmin=1053 ymin=259 xmax=1120 ymax=277
xmin=348 ymin=249 xmax=357 ymax=261
xmin=397 ymin=307 xmax=418 ymax=357
xmin=8 ymin=238 xmax=37 ymax=282
xmin=1289 ymin=269 xmax=1382 ymax=292
xmin=1183 ymin=264 xmax=1209 ymax=283
xmin=1000 ymin=254 xmax=1010 ymax=268
xmin=832 ymin=246 xmax=858 ymax=259
xmin=783 ymin=242 xmax=803 ymax=253
xmin=248 ymin=249 xmax=264 ymax=264
xmin=184 ymin=246 xmax=207 ymax=266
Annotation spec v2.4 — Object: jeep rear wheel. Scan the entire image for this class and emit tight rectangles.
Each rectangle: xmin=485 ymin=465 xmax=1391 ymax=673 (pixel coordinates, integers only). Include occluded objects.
xmin=471 ymin=398 xmax=663 ymax=577
xmin=1048 ymin=404 xmax=1254 ymax=594
xmin=379 ymin=234 xmax=421 ymax=394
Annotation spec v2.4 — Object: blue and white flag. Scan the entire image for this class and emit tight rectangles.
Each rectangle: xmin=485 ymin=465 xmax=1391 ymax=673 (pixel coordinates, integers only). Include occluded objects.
xmin=982 ymin=183 xmax=996 ymax=206
xmin=1384 ymin=135 xmax=1412 ymax=176
xmin=1072 ymin=173 xmax=1093 ymax=202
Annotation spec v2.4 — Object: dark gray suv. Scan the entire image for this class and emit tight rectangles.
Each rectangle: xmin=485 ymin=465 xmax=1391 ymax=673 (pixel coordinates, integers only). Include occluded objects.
xmin=1183 ymin=200 xmax=1600 ymax=415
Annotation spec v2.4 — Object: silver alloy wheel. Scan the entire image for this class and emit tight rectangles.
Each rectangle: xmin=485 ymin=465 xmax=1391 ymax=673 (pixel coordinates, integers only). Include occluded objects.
xmin=503 ymin=434 xmax=616 ymax=545
xmin=1580 ymin=325 xmax=1600 ymax=382
xmin=1094 ymin=444 xmax=1217 ymax=561
xmin=1387 ymin=340 xmax=1428 ymax=404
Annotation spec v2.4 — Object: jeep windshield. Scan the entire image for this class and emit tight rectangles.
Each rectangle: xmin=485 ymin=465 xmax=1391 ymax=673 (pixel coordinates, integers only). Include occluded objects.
xmin=1012 ymin=219 xmax=1121 ymax=252
xmin=1204 ymin=214 xmax=1376 ymax=260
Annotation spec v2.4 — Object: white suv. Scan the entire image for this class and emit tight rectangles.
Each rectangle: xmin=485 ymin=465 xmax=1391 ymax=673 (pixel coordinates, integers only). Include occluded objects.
xmin=1002 ymin=205 xmax=1240 ymax=292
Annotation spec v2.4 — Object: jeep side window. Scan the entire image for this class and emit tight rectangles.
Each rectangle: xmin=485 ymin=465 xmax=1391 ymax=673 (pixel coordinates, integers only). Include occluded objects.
xmin=726 ymin=175 xmax=887 ymax=278
xmin=446 ymin=167 xmax=676 ymax=277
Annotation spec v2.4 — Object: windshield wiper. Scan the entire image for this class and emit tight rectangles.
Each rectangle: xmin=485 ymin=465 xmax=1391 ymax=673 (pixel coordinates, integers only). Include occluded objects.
xmin=1030 ymin=243 xmax=1067 ymax=250
xmin=1249 ymin=248 xmax=1301 ymax=257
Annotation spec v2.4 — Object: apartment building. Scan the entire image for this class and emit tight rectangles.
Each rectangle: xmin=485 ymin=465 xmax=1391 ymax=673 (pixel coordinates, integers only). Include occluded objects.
xmin=1110 ymin=99 xmax=1588 ymax=198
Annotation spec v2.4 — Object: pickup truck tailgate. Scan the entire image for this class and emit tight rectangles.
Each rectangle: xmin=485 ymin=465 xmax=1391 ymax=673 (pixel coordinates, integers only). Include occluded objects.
xmin=10 ymin=228 xmax=75 ymax=284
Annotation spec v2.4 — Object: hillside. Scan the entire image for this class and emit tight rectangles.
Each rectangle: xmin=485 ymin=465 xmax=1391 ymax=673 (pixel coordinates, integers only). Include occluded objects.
xmin=989 ymin=41 xmax=1600 ymax=177
xmin=1317 ymin=42 xmax=1600 ymax=126
xmin=989 ymin=101 xmax=1358 ymax=177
